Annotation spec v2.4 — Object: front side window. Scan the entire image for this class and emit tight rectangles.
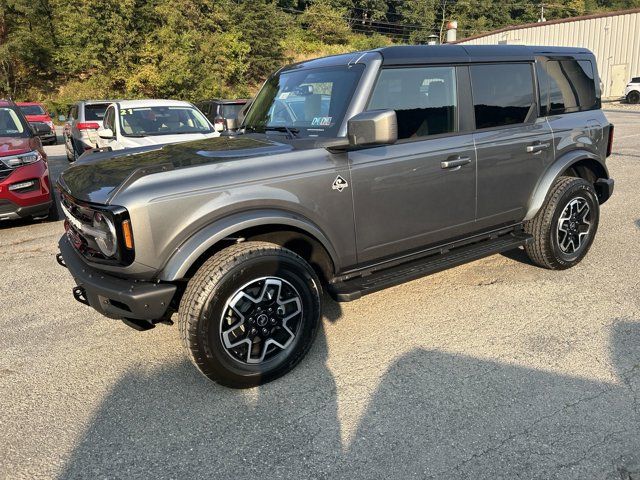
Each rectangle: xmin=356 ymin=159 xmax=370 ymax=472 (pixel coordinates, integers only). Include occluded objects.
xmin=368 ymin=66 xmax=457 ymax=140
xmin=470 ymin=63 xmax=535 ymax=129
xmin=242 ymin=65 xmax=364 ymax=138
xmin=538 ymin=59 xmax=598 ymax=115
xmin=119 ymin=106 xmax=213 ymax=137
xmin=19 ymin=105 xmax=45 ymax=116
xmin=0 ymin=108 xmax=27 ymax=137
xmin=103 ymin=107 xmax=115 ymax=131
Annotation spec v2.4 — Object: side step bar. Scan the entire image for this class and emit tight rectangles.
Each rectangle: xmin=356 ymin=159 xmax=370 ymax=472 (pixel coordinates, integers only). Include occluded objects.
xmin=328 ymin=231 xmax=533 ymax=302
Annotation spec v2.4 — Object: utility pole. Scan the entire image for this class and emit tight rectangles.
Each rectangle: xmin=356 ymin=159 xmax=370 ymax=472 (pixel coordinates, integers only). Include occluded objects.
xmin=538 ymin=3 xmax=546 ymax=23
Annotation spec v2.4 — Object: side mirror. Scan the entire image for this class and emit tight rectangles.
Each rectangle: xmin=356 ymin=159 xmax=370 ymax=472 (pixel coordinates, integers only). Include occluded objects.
xmin=58 ymin=115 xmax=66 ymax=122
xmin=98 ymin=128 xmax=114 ymax=139
xmin=347 ymin=109 xmax=397 ymax=148
xmin=224 ymin=117 xmax=237 ymax=131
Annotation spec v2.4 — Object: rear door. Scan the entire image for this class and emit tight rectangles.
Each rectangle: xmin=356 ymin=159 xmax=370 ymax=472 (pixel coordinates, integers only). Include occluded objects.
xmin=349 ymin=65 xmax=477 ymax=264
xmin=470 ymin=62 xmax=553 ymax=227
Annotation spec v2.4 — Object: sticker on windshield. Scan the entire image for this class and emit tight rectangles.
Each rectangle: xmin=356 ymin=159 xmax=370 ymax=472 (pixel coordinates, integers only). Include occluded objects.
xmin=311 ymin=116 xmax=332 ymax=126
xmin=278 ymin=92 xmax=291 ymax=100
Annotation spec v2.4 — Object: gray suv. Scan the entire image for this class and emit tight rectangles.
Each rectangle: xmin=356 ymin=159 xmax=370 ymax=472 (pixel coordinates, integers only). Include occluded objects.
xmin=56 ymin=45 xmax=615 ymax=388
xmin=63 ymin=100 xmax=116 ymax=162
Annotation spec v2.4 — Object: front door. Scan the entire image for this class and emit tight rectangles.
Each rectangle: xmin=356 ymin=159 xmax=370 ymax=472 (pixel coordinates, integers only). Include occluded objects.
xmin=349 ymin=65 xmax=476 ymax=264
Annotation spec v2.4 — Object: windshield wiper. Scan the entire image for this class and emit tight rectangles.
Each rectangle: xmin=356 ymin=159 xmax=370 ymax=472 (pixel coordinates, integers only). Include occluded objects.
xmin=127 ymin=133 xmax=146 ymax=137
xmin=264 ymin=126 xmax=299 ymax=139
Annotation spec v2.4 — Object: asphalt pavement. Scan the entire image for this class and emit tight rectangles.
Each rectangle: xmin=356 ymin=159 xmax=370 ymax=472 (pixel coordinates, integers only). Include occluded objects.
xmin=1 ymin=114 xmax=639 ymax=479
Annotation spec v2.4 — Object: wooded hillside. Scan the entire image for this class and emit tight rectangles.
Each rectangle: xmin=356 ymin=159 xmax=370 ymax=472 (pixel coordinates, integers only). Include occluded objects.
xmin=1 ymin=0 xmax=638 ymax=112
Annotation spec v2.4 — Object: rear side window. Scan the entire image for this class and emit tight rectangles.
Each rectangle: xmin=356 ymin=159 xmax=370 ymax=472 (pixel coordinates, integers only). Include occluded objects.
xmin=470 ymin=63 xmax=535 ymax=129
xmin=538 ymin=59 xmax=598 ymax=115
xmin=221 ymin=103 xmax=244 ymax=119
xmin=84 ymin=104 xmax=109 ymax=121
xmin=368 ymin=66 xmax=457 ymax=140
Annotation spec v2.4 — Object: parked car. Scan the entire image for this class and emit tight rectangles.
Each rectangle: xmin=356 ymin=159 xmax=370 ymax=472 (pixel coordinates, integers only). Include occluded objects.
xmin=93 ymin=99 xmax=218 ymax=152
xmin=624 ymin=76 xmax=640 ymax=104
xmin=0 ymin=100 xmax=52 ymax=221
xmin=63 ymin=100 xmax=115 ymax=162
xmin=57 ymin=45 xmax=614 ymax=388
xmin=16 ymin=102 xmax=57 ymax=145
xmin=197 ymin=98 xmax=249 ymax=131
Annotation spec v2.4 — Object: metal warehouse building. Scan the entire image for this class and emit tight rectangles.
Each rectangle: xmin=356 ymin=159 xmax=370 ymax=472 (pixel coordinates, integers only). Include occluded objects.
xmin=457 ymin=8 xmax=640 ymax=99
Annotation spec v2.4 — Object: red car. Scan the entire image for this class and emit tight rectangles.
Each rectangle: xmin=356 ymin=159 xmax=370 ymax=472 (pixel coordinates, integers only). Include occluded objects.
xmin=17 ymin=102 xmax=57 ymax=145
xmin=0 ymin=100 xmax=53 ymax=221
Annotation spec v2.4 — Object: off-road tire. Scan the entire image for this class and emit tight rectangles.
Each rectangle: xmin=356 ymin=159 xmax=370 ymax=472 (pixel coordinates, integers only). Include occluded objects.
xmin=524 ymin=176 xmax=599 ymax=270
xmin=178 ymin=241 xmax=322 ymax=388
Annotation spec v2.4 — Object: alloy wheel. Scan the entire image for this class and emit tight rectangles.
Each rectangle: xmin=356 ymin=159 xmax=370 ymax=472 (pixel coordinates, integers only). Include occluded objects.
xmin=557 ymin=197 xmax=591 ymax=254
xmin=219 ymin=277 xmax=303 ymax=364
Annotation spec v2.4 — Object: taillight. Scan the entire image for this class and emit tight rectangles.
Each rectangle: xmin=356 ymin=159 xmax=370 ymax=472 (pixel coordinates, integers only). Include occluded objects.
xmin=76 ymin=122 xmax=100 ymax=131
xmin=606 ymin=124 xmax=614 ymax=157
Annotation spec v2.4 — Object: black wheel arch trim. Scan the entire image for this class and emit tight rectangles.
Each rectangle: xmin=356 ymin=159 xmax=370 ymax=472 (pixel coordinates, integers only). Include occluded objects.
xmin=158 ymin=209 xmax=341 ymax=282
xmin=524 ymin=149 xmax=610 ymax=221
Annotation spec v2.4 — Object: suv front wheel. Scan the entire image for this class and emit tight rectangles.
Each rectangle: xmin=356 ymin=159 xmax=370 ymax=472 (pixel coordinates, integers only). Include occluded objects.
xmin=524 ymin=176 xmax=600 ymax=270
xmin=178 ymin=241 xmax=322 ymax=388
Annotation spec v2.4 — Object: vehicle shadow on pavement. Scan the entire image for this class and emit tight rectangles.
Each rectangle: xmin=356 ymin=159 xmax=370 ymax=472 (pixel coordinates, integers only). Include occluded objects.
xmin=500 ymin=246 xmax=538 ymax=267
xmin=58 ymin=315 xmax=640 ymax=479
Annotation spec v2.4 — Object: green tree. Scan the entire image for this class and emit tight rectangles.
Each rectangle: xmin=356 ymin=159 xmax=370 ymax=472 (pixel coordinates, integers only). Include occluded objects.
xmin=300 ymin=2 xmax=351 ymax=44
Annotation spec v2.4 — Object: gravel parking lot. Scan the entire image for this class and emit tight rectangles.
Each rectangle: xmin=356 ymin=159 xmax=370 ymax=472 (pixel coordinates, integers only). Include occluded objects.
xmin=1 ymin=113 xmax=639 ymax=479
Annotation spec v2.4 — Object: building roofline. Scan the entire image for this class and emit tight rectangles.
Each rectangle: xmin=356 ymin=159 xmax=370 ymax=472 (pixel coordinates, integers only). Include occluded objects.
xmin=457 ymin=7 xmax=640 ymax=43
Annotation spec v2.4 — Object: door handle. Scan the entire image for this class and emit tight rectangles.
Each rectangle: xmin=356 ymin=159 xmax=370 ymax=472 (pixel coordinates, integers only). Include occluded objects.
xmin=441 ymin=156 xmax=471 ymax=169
xmin=526 ymin=142 xmax=550 ymax=154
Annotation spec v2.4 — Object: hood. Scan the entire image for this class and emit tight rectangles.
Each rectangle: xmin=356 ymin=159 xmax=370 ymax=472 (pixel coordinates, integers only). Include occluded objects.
xmin=58 ymin=135 xmax=295 ymax=204
xmin=25 ymin=114 xmax=52 ymax=124
xmin=0 ymin=137 xmax=35 ymax=157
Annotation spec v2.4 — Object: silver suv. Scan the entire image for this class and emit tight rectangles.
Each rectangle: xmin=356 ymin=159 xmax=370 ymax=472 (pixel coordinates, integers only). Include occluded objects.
xmin=63 ymin=100 xmax=116 ymax=162
xmin=57 ymin=45 xmax=615 ymax=388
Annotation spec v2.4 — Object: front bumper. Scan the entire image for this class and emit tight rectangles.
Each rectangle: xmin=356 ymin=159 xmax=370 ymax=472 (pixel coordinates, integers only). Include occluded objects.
xmin=0 ymin=160 xmax=52 ymax=219
xmin=58 ymin=235 xmax=176 ymax=321
xmin=0 ymin=200 xmax=51 ymax=220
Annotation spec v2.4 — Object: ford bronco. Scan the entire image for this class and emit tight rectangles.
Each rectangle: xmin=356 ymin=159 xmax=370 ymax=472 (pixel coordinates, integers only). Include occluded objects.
xmin=57 ymin=45 xmax=615 ymax=388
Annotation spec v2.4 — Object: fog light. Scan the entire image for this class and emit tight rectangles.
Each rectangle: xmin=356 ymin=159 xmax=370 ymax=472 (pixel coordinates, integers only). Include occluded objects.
xmin=8 ymin=180 xmax=36 ymax=191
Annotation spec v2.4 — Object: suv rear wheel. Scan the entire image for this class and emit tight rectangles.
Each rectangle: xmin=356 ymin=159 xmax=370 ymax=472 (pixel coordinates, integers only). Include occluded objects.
xmin=627 ymin=90 xmax=640 ymax=104
xmin=524 ymin=176 xmax=599 ymax=270
xmin=178 ymin=241 xmax=322 ymax=388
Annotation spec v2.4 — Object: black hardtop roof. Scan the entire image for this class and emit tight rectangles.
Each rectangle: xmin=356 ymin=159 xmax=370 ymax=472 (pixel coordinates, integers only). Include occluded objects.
xmin=376 ymin=44 xmax=593 ymax=65
xmin=282 ymin=44 xmax=594 ymax=72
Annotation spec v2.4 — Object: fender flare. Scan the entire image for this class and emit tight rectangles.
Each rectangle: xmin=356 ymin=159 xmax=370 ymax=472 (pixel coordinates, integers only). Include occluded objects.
xmin=159 ymin=209 xmax=339 ymax=281
xmin=524 ymin=150 xmax=608 ymax=221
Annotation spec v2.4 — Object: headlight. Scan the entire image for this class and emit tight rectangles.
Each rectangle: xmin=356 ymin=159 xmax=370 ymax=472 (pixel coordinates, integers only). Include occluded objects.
xmin=93 ymin=211 xmax=118 ymax=257
xmin=1 ymin=150 xmax=42 ymax=168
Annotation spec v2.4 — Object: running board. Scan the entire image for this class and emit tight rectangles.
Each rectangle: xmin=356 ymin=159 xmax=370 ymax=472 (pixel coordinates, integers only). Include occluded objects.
xmin=328 ymin=232 xmax=533 ymax=302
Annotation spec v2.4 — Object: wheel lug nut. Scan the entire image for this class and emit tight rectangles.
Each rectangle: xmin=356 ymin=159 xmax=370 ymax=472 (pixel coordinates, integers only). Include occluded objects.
xmin=268 ymin=307 xmax=273 ymax=313
xmin=249 ymin=317 xmax=255 ymax=324
xmin=261 ymin=327 xmax=269 ymax=336
xmin=250 ymin=327 xmax=257 ymax=336
xmin=270 ymin=318 xmax=277 ymax=325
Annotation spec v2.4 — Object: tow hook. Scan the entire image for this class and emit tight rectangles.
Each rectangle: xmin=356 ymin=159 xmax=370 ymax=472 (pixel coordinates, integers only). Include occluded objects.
xmin=56 ymin=253 xmax=67 ymax=268
xmin=72 ymin=286 xmax=89 ymax=306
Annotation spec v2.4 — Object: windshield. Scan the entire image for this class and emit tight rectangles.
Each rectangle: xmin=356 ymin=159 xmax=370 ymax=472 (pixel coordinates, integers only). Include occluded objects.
xmin=0 ymin=108 xmax=28 ymax=137
xmin=243 ymin=65 xmax=364 ymax=138
xmin=19 ymin=105 xmax=45 ymax=116
xmin=85 ymin=104 xmax=109 ymax=121
xmin=119 ymin=106 xmax=213 ymax=137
